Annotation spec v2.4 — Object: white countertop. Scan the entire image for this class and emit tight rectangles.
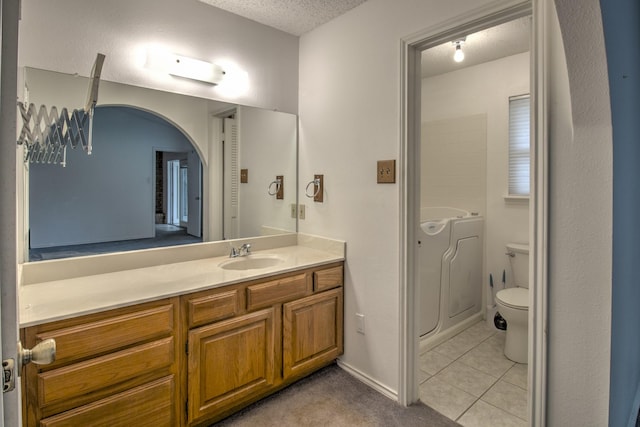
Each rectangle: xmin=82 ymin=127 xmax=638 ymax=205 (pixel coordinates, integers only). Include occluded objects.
xmin=20 ymin=243 xmax=344 ymax=327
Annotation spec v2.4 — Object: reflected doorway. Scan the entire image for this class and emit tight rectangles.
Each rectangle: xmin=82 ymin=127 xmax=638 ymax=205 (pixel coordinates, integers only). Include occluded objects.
xmin=28 ymin=106 xmax=204 ymax=261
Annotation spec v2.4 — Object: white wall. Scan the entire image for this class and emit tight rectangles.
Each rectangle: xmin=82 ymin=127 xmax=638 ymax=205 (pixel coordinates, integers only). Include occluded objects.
xmin=29 ymin=106 xmax=194 ymax=248
xmin=546 ymin=0 xmax=612 ymax=423
xmin=18 ymin=0 xmax=299 ymax=114
xmin=422 ymin=53 xmax=530 ymax=312
xmin=300 ymin=0 xmax=613 ymax=424
xmin=237 ymin=106 xmax=297 ymax=236
xmin=298 ymin=0 xmax=498 ymax=394
xmin=421 ymin=115 xmax=487 ymax=216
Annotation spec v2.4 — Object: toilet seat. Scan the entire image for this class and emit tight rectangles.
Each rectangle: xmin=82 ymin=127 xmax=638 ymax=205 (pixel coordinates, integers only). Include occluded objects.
xmin=496 ymin=287 xmax=528 ymax=310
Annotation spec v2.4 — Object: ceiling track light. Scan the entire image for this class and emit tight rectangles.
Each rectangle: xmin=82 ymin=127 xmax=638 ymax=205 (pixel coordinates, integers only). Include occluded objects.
xmin=452 ymin=38 xmax=466 ymax=63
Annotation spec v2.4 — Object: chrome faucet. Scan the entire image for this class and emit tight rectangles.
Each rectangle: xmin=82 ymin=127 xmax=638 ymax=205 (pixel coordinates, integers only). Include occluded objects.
xmin=230 ymin=243 xmax=252 ymax=258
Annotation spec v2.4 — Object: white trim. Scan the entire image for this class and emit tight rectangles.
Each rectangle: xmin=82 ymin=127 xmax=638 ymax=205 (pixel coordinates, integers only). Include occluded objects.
xmin=398 ymin=0 xmax=536 ymax=412
xmin=1 ymin=0 xmax=23 ymax=423
xmin=504 ymin=195 xmax=530 ymax=202
xmin=337 ymin=360 xmax=398 ymax=401
xmin=529 ymin=0 xmax=549 ymax=425
xmin=397 ymin=30 xmax=422 ymax=408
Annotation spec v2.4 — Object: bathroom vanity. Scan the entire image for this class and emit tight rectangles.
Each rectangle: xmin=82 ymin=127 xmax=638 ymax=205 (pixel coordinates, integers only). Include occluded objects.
xmin=18 ymin=236 xmax=344 ymax=426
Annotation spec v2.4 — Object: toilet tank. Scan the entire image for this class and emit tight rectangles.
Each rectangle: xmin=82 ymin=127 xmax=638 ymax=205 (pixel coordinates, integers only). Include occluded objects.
xmin=506 ymin=243 xmax=529 ymax=288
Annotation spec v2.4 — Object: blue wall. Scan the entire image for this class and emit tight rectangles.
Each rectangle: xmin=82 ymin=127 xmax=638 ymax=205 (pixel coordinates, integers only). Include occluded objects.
xmin=29 ymin=106 xmax=195 ymax=248
xmin=600 ymin=1 xmax=640 ymax=426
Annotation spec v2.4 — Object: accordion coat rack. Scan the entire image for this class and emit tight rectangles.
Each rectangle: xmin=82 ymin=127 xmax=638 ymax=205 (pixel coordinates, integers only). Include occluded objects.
xmin=16 ymin=53 xmax=105 ymax=167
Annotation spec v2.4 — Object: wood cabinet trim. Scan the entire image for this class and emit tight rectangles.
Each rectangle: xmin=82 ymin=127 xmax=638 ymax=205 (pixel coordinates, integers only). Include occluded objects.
xmin=35 ymin=304 xmax=174 ymax=368
xmin=246 ymin=273 xmax=311 ymax=311
xmin=313 ymin=265 xmax=344 ymax=292
xmin=39 ymin=376 xmax=175 ymax=427
xmin=186 ymin=288 xmax=240 ymax=328
xmin=282 ymin=287 xmax=344 ymax=379
xmin=38 ymin=337 xmax=174 ymax=406
xmin=187 ymin=308 xmax=276 ymax=424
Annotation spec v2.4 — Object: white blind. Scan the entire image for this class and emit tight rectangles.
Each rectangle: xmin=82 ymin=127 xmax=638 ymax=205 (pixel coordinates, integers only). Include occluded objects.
xmin=508 ymin=95 xmax=530 ymax=196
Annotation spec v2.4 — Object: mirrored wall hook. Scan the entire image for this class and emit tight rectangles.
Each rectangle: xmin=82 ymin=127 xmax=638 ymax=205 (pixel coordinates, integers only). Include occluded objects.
xmin=268 ymin=176 xmax=284 ymax=199
xmin=305 ymin=174 xmax=324 ymax=202
xmin=305 ymin=178 xmax=321 ymax=198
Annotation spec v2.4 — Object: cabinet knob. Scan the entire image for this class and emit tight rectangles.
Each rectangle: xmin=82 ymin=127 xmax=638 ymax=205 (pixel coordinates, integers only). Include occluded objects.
xmin=18 ymin=338 xmax=56 ymax=370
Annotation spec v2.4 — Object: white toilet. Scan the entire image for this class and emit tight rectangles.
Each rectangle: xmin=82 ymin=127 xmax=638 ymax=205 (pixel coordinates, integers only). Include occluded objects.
xmin=495 ymin=243 xmax=529 ymax=364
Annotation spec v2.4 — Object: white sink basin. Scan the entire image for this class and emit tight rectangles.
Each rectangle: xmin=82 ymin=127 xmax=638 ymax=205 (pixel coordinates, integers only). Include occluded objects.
xmin=219 ymin=255 xmax=285 ymax=271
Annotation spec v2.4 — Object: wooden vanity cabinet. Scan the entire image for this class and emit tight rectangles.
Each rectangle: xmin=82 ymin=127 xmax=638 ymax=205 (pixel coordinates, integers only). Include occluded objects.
xmin=184 ymin=262 xmax=343 ymax=426
xmin=21 ymin=298 xmax=181 ymax=427
xmin=21 ymin=261 xmax=343 ymax=427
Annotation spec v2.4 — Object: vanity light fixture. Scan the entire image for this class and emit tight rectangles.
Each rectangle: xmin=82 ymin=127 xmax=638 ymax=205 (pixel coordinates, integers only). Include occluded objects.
xmin=452 ymin=38 xmax=466 ymax=63
xmin=145 ymin=48 xmax=225 ymax=85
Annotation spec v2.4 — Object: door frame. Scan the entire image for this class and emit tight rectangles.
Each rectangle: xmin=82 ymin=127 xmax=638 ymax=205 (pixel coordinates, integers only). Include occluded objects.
xmin=398 ymin=0 xmax=547 ymax=425
xmin=0 ymin=0 xmax=22 ymax=423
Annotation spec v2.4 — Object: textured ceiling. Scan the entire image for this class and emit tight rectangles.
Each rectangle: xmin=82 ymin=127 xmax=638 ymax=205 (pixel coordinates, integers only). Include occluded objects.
xmin=421 ymin=16 xmax=531 ymax=78
xmin=197 ymin=1 xmax=529 ymax=77
xmin=198 ymin=0 xmax=368 ymax=36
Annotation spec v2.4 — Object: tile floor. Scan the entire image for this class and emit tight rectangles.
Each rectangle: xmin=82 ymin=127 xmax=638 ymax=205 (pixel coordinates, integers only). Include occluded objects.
xmin=419 ymin=320 xmax=528 ymax=426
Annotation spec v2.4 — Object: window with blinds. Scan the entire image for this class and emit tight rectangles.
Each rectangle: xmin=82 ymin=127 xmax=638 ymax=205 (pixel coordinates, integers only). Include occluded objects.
xmin=508 ymin=94 xmax=531 ymax=196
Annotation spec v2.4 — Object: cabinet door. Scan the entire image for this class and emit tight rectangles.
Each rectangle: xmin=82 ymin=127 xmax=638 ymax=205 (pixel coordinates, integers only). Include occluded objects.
xmin=283 ymin=288 xmax=343 ymax=379
xmin=187 ymin=308 xmax=276 ymax=424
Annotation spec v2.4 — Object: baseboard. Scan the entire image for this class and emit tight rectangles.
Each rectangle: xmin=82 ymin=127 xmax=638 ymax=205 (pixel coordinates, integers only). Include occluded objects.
xmin=336 ymin=360 xmax=398 ymax=402
xmin=419 ymin=312 xmax=483 ymax=355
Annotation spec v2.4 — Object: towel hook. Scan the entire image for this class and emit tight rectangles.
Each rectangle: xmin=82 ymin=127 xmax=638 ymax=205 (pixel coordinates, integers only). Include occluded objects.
xmin=305 ymin=178 xmax=321 ymax=198
xmin=305 ymin=174 xmax=324 ymax=202
xmin=268 ymin=178 xmax=282 ymax=196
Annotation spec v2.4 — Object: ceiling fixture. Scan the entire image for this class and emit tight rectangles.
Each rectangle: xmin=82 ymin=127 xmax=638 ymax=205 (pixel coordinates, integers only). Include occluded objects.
xmin=452 ymin=38 xmax=466 ymax=63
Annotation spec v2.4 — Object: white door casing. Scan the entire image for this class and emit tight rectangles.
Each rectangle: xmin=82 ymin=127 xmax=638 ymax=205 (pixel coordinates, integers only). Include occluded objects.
xmin=398 ymin=1 xmax=546 ymax=426
xmin=1 ymin=0 xmax=22 ymax=424
xmin=187 ymin=150 xmax=202 ymax=237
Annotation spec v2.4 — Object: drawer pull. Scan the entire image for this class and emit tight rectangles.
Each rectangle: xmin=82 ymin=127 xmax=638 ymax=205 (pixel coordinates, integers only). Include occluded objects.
xmin=18 ymin=339 xmax=57 ymax=370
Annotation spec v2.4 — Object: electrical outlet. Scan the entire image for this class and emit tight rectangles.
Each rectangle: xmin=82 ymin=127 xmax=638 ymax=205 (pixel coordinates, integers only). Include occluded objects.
xmin=290 ymin=204 xmax=297 ymax=218
xmin=299 ymin=204 xmax=306 ymax=220
xmin=356 ymin=313 xmax=365 ymax=334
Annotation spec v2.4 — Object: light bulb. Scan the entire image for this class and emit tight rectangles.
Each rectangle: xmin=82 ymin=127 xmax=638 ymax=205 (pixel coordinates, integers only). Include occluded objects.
xmin=454 ymin=44 xmax=465 ymax=62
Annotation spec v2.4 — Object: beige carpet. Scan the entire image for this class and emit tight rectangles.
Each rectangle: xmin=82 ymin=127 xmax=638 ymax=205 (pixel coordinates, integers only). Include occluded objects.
xmin=214 ymin=363 xmax=461 ymax=426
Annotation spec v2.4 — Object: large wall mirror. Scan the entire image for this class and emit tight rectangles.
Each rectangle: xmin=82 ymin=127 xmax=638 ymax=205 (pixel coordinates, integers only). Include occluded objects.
xmin=22 ymin=67 xmax=297 ymax=262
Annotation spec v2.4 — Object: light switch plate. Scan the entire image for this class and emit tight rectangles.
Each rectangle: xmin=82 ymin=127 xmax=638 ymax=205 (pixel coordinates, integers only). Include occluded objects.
xmin=240 ymin=169 xmax=248 ymax=183
xmin=377 ymin=160 xmax=396 ymax=183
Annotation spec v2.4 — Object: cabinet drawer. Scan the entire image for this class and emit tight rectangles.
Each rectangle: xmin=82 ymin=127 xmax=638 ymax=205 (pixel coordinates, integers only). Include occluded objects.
xmin=187 ymin=289 xmax=240 ymax=328
xmin=40 ymin=376 xmax=175 ymax=427
xmin=35 ymin=304 xmax=174 ymax=366
xmin=246 ymin=273 xmax=311 ymax=310
xmin=38 ymin=337 xmax=174 ymax=406
xmin=314 ymin=265 xmax=343 ymax=292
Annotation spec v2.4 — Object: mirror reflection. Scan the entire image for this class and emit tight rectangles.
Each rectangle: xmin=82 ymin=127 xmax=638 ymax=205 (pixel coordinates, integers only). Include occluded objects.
xmin=23 ymin=68 xmax=297 ymax=261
